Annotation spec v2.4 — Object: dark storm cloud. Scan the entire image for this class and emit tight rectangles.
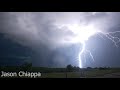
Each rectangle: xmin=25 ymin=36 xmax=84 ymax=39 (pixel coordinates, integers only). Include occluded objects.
xmin=0 ymin=12 xmax=77 ymax=49
xmin=0 ymin=12 xmax=79 ymax=67
xmin=0 ymin=12 xmax=120 ymax=67
xmin=1 ymin=12 xmax=120 ymax=48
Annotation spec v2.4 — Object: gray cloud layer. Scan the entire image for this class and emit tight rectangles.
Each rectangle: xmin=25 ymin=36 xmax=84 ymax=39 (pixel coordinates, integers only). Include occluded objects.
xmin=0 ymin=12 xmax=119 ymax=48
xmin=1 ymin=12 xmax=120 ymax=67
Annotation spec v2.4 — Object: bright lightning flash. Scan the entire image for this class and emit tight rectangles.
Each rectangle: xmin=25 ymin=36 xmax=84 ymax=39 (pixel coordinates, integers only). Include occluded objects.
xmin=66 ymin=24 xmax=97 ymax=68
xmin=58 ymin=23 xmax=120 ymax=68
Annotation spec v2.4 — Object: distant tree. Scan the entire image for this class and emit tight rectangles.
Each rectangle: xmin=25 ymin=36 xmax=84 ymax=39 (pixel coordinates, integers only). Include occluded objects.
xmin=94 ymin=67 xmax=98 ymax=69
xmin=87 ymin=67 xmax=92 ymax=69
xmin=73 ymin=66 xmax=80 ymax=72
xmin=99 ymin=67 xmax=105 ymax=70
xmin=66 ymin=64 xmax=73 ymax=72
xmin=76 ymin=66 xmax=80 ymax=71
xmin=73 ymin=66 xmax=76 ymax=71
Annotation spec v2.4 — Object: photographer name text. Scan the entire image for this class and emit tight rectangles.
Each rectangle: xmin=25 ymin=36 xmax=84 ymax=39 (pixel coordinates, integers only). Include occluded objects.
xmin=0 ymin=71 xmax=41 ymax=78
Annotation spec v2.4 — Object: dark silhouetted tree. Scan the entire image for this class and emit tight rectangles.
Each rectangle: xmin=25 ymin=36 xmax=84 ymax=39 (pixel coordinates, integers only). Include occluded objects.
xmin=73 ymin=66 xmax=80 ymax=72
xmin=87 ymin=67 xmax=92 ymax=70
xmin=66 ymin=64 xmax=73 ymax=72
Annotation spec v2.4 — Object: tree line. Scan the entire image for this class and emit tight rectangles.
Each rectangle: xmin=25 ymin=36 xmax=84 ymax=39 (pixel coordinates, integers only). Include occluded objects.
xmin=0 ymin=62 xmax=111 ymax=73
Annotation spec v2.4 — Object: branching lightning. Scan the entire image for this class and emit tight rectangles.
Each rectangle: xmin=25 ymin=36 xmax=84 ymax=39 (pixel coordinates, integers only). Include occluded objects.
xmin=57 ymin=23 xmax=120 ymax=68
xmin=78 ymin=42 xmax=95 ymax=68
xmin=98 ymin=31 xmax=120 ymax=47
xmin=78 ymin=30 xmax=120 ymax=68
xmin=78 ymin=42 xmax=85 ymax=68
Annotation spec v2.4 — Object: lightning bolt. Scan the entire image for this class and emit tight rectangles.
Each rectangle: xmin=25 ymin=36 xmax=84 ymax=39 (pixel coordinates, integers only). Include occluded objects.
xmin=78 ymin=30 xmax=120 ymax=68
xmin=98 ymin=31 xmax=120 ymax=47
xmin=78 ymin=42 xmax=85 ymax=68
xmin=56 ymin=23 xmax=120 ymax=68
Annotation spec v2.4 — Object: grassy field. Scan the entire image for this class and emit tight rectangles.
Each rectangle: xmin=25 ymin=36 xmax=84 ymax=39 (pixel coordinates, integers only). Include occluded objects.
xmin=1 ymin=66 xmax=120 ymax=78
xmin=39 ymin=68 xmax=120 ymax=78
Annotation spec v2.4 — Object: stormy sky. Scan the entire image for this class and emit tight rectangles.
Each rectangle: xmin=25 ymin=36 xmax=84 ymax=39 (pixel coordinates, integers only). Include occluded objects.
xmin=0 ymin=12 xmax=120 ymax=68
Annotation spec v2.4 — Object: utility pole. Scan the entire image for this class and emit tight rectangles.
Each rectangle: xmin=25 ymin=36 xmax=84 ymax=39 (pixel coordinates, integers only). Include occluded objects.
xmin=66 ymin=72 xmax=67 ymax=78
xmin=65 ymin=68 xmax=67 ymax=78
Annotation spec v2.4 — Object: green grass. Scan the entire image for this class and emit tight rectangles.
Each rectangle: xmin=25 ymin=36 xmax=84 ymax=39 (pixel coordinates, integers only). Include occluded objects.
xmin=41 ymin=73 xmax=66 ymax=78
xmin=84 ymin=70 xmax=115 ymax=77
xmin=40 ymin=69 xmax=120 ymax=78
xmin=1 ymin=66 xmax=120 ymax=78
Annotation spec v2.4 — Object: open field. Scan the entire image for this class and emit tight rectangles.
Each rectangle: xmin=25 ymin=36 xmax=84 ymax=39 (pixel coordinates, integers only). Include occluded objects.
xmin=40 ymin=69 xmax=120 ymax=78
xmin=1 ymin=66 xmax=120 ymax=78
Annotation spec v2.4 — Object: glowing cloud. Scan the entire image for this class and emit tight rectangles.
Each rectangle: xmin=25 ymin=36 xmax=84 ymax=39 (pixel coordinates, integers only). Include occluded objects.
xmin=67 ymin=24 xmax=97 ymax=43
xmin=57 ymin=23 xmax=98 ymax=68
xmin=1 ymin=12 xmax=120 ymax=67
xmin=57 ymin=22 xmax=120 ymax=68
